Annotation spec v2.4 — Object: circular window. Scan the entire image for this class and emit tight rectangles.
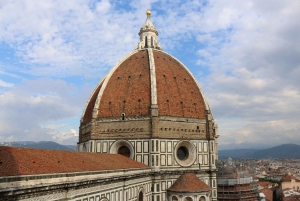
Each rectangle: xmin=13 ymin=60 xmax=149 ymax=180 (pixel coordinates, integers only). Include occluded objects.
xmin=118 ymin=146 xmax=131 ymax=158
xmin=174 ymin=141 xmax=196 ymax=167
xmin=177 ymin=146 xmax=189 ymax=161
xmin=110 ymin=140 xmax=134 ymax=159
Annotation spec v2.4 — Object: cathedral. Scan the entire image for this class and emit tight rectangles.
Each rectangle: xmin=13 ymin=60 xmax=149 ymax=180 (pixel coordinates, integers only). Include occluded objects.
xmin=0 ymin=10 xmax=219 ymax=201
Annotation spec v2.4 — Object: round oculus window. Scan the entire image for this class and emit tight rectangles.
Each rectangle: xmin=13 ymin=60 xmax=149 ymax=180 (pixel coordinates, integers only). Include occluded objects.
xmin=174 ymin=141 xmax=196 ymax=167
xmin=177 ymin=146 xmax=189 ymax=161
xmin=118 ymin=146 xmax=131 ymax=158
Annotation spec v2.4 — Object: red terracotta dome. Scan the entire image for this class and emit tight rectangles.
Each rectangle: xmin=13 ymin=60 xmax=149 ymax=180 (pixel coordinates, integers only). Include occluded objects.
xmin=81 ymin=49 xmax=210 ymax=125
xmin=80 ymin=11 xmax=212 ymax=128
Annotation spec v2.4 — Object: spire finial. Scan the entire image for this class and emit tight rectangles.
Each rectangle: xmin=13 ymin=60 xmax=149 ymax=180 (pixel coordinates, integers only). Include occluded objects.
xmin=135 ymin=9 xmax=163 ymax=50
xmin=146 ymin=8 xmax=151 ymax=17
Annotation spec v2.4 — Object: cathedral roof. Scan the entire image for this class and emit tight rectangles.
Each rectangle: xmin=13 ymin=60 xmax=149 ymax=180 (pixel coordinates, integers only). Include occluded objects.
xmin=167 ymin=173 xmax=212 ymax=192
xmin=0 ymin=146 xmax=149 ymax=176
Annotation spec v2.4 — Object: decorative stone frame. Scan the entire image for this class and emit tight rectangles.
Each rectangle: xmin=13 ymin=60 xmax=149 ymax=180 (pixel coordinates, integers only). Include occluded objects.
xmin=184 ymin=197 xmax=193 ymax=201
xmin=110 ymin=140 xmax=135 ymax=159
xmin=174 ymin=140 xmax=196 ymax=167
xmin=171 ymin=195 xmax=179 ymax=201
xmin=199 ymin=196 xmax=206 ymax=201
xmin=137 ymin=187 xmax=145 ymax=201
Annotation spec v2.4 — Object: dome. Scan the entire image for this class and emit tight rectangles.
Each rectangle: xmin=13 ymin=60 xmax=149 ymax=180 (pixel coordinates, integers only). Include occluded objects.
xmin=168 ymin=173 xmax=212 ymax=192
xmin=79 ymin=10 xmax=217 ymax=143
xmin=81 ymin=49 xmax=209 ymax=125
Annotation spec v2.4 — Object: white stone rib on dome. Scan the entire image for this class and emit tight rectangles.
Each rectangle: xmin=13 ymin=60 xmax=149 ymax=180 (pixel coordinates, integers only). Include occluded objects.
xmin=80 ymin=75 xmax=106 ymax=123
xmin=147 ymin=48 xmax=158 ymax=105
xmin=92 ymin=50 xmax=139 ymax=118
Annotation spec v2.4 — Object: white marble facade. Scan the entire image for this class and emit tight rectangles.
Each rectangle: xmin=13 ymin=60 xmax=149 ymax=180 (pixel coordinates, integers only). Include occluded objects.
xmin=78 ymin=138 xmax=218 ymax=201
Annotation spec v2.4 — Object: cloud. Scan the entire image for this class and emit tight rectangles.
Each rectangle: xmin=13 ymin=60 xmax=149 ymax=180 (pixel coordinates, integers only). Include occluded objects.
xmin=0 ymin=79 xmax=14 ymax=87
xmin=42 ymin=124 xmax=79 ymax=144
xmin=218 ymin=119 xmax=300 ymax=150
xmin=197 ymin=0 xmax=300 ymax=149
xmin=0 ymin=78 xmax=88 ymax=144
xmin=0 ymin=0 xmax=142 ymax=77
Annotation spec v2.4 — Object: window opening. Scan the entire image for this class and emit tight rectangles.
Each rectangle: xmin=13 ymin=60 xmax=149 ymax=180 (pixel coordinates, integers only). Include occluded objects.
xmin=177 ymin=146 xmax=189 ymax=161
xmin=199 ymin=196 xmax=205 ymax=201
xmin=151 ymin=36 xmax=154 ymax=47
xmin=172 ymin=196 xmax=178 ymax=201
xmin=139 ymin=191 xmax=143 ymax=201
xmin=118 ymin=146 xmax=130 ymax=158
xmin=184 ymin=197 xmax=193 ymax=201
xmin=145 ymin=36 xmax=148 ymax=48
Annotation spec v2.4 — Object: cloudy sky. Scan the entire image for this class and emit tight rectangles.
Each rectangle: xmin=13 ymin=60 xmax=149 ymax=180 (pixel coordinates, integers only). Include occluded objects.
xmin=0 ymin=0 xmax=299 ymax=150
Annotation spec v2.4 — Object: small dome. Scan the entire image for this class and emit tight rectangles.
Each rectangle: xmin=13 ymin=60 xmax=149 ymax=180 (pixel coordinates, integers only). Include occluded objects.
xmin=168 ymin=173 xmax=212 ymax=192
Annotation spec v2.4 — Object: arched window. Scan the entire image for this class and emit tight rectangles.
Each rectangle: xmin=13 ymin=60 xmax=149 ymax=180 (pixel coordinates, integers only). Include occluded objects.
xmin=82 ymin=143 xmax=86 ymax=152
xmin=118 ymin=146 xmax=131 ymax=158
xmin=184 ymin=197 xmax=193 ymax=201
xmin=151 ymin=36 xmax=154 ymax=47
xmin=139 ymin=191 xmax=143 ymax=201
xmin=199 ymin=196 xmax=206 ymax=201
xmin=172 ymin=196 xmax=178 ymax=201
xmin=145 ymin=36 xmax=148 ymax=48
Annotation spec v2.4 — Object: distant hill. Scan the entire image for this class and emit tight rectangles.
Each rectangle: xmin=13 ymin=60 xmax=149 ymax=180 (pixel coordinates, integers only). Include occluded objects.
xmin=219 ymin=144 xmax=300 ymax=159
xmin=218 ymin=149 xmax=260 ymax=159
xmin=0 ymin=141 xmax=76 ymax=151
xmin=64 ymin=145 xmax=77 ymax=151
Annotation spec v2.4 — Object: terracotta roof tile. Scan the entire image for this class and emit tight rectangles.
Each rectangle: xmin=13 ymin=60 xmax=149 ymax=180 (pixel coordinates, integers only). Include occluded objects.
xmin=281 ymin=174 xmax=298 ymax=182
xmin=82 ymin=81 xmax=103 ymax=124
xmin=154 ymin=50 xmax=206 ymax=118
xmin=168 ymin=173 xmax=212 ymax=192
xmin=98 ymin=50 xmax=151 ymax=118
xmin=258 ymin=181 xmax=272 ymax=188
xmin=261 ymin=188 xmax=273 ymax=201
xmin=0 ymin=146 xmax=149 ymax=177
